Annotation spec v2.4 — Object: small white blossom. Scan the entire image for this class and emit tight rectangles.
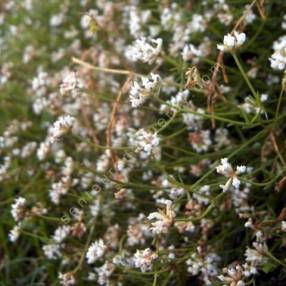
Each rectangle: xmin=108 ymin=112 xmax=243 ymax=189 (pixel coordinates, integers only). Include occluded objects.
xmin=48 ymin=115 xmax=76 ymax=143
xmin=60 ymin=71 xmax=84 ymax=95
xmin=186 ymin=251 xmax=220 ymax=285
xmin=50 ymin=13 xmax=64 ymax=27
xmin=269 ymin=35 xmax=286 ymax=70
xmin=189 ymin=130 xmax=212 ymax=153
xmin=129 ymin=73 xmax=161 ymax=108
xmin=147 ymin=200 xmax=175 ymax=234
xmin=218 ymin=264 xmax=252 ymax=286
xmin=59 ymin=272 xmax=76 ymax=286
xmin=130 ymin=129 xmax=160 ymax=159
xmin=125 ymin=37 xmax=162 ymax=64
xmin=11 ymin=197 xmax=27 ymax=222
xmin=281 ymin=221 xmax=286 ymax=232
xmin=43 ymin=244 xmax=61 ymax=260
xmin=53 ymin=225 xmax=71 ymax=243
xmin=9 ymin=224 xmax=22 ymax=242
xmin=216 ymin=158 xmax=247 ymax=191
xmin=95 ymin=262 xmax=115 ymax=285
xmin=217 ymin=31 xmax=246 ymax=52
xmin=133 ymin=248 xmax=158 ymax=272
xmin=86 ymin=239 xmax=107 ymax=264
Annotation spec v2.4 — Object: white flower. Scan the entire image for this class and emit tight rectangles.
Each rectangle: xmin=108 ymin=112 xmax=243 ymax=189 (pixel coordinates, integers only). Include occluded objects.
xmin=182 ymin=107 xmax=205 ymax=131
xmin=216 ymin=158 xmax=247 ymax=191
xmin=193 ymin=185 xmax=210 ymax=205
xmin=125 ymin=37 xmax=162 ymax=64
xmin=81 ymin=14 xmax=92 ymax=29
xmin=281 ymin=221 xmax=286 ymax=232
xmin=86 ymin=239 xmax=107 ymax=264
xmin=48 ymin=115 xmax=76 ymax=143
xmin=95 ymin=262 xmax=115 ymax=285
xmin=147 ymin=200 xmax=175 ymax=234
xmin=188 ymin=130 xmax=212 ymax=153
xmin=182 ymin=44 xmax=203 ymax=61
xmin=218 ymin=264 xmax=247 ymax=286
xmin=129 ymin=73 xmax=161 ymax=108
xmin=269 ymin=35 xmax=286 ymax=70
xmin=245 ymin=247 xmax=264 ymax=264
xmin=60 ymin=71 xmax=84 ymax=95
xmin=50 ymin=13 xmax=64 ymax=27
xmin=133 ymin=248 xmax=158 ymax=272
xmin=59 ymin=272 xmax=76 ymax=286
xmin=129 ymin=129 xmax=160 ymax=158
xmin=9 ymin=224 xmax=22 ymax=242
xmin=242 ymin=263 xmax=257 ymax=277
xmin=11 ymin=197 xmax=27 ymax=222
xmin=160 ymin=90 xmax=189 ymax=114
xmin=43 ymin=244 xmax=61 ymax=260
xmin=21 ymin=141 xmax=37 ymax=158
xmin=245 ymin=240 xmax=267 ymax=266
xmin=186 ymin=251 xmax=220 ymax=284
xmin=53 ymin=225 xmax=71 ymax=243
xmin=126 ymin=6 xmax=151 ymax=38
xmin=217 ymin=31 xmax=246 ymax=52
xmin=260 ymin=93 xmax=268 ymax=102
xmin=239 ymin=96 xmax=263 ymax=115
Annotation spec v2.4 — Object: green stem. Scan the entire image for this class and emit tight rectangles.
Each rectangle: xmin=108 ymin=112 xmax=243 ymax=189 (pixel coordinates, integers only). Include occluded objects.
xmin=265 ymin=250 xmax=286 ymax=268
xmin=275 ymin=87 xmax=284 ymax=121
xmin=156 ymin=112 xmax=177 ymax=134
xmin=232 ymin=53 xmax=260 ymax=104
xmin=153 ymin=272 xmax=158 ymax=286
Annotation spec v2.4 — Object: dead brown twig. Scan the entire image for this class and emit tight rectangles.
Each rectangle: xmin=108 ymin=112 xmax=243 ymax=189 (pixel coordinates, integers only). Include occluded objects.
xmin=269 ymin=131 xmax=286 ymax=168
xmin=206 ymin=0 xmax=260 ymax=129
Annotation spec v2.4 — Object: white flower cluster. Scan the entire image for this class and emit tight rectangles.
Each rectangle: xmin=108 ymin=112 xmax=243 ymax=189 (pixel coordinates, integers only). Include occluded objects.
xmin=125 ymin=37 xmax=162 ymax=64
xmin=37 ymin=115 xmax=75 ymax=161
xmin=188 ymin=130 xmax=212 ymax=153
xmin=186 ymin=250 xmax=220 ymax=285
xmin=127 ymin=214 xmax=151 ymax=246
xmin=216 ymin=158 xmax=247 ymax=191
xmin=129 ymin=73 xmax=161 ymax=108
xmin=43 ymin=243 xmax=62 ymax=260
xmin=182 ymin=105 xmax=205 ymax=131
xmin=160 ymin=89 xmax=189 ymax=114
xmin=49 ymin=157 xmax=74 ymax=204
xmin=217 ymin=31 xmax=246 ymax=52
xmin=86 ymin=239 xmax=107 ymax=264
xmin=9 ymin=224 xmax=22 ymax=243
xmin=182 ymin=43 xmax=203 ymax=61
xmin=95 ymin=262 xmax=115 ymax=285
xmin=11 ymin=197 xmax=27 ymax=222
xmin=48 ymin=115 xmax=76 ymax=143
xmin=147 ymin=200 xmax=175 ymax=234
xmin=9 ymin=196 xmax=47 ymax=242
xmin=218 ymin=264 xmax=257 ymax=286
xmin=133 ymin=248 xmax=158 ymax=272
xmin=60 ymin=70 xmax=84 ymax=96
xmin=52 ymin=225 xmax=71 ymax=243
xmin=129 ymin=129 xmax=160 ymax=159
xmin=58 ymin=272 xmax=76 ymax=286
xmin=269 ymin=35 xmax=286 ymax=70
xmin=281 ymin=221 xmax=286 ymax=232
xmin=239 ymin=96 xmax=265 ymax=115
xmin=0 ymin=156 xmax=11 ymax=182
xmin=125 ymin=6 xmax=151 ymax=38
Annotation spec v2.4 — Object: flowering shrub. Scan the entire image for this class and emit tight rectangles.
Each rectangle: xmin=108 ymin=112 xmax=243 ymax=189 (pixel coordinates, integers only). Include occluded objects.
xmin=1 ymin=0 xmax=286 ymax=285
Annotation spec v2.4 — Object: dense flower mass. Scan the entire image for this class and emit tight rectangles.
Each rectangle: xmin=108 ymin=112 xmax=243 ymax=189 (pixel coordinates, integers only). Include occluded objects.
xmin=1 ymin=1 xmax=286 ymax=285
